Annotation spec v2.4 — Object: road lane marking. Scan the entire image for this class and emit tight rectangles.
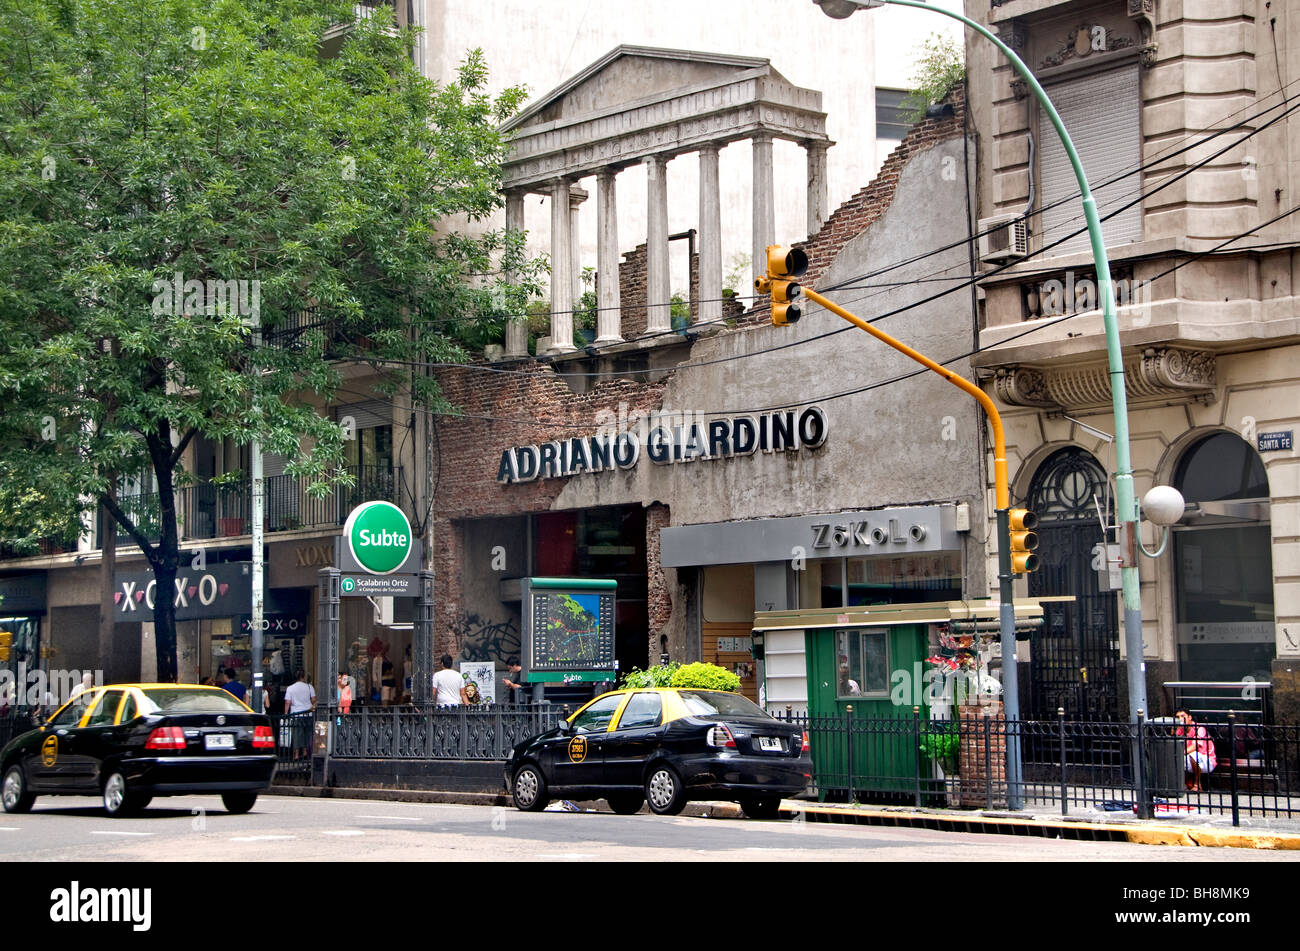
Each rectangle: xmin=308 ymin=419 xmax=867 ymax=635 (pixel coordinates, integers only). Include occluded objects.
xmin=90 ymin=831 xmax=153 ymax=837
xmin=535 ymin=853 xmax=595 ymax=860
xmin=0 ymin=827 xmax=21 ymax=832
xmin=231 ymin=835 xmax=296 ymax=842
xmin=354 ymin=814 xmax=423 ymax=822
xmin=321 ymin=830 xmax=366 ymax=836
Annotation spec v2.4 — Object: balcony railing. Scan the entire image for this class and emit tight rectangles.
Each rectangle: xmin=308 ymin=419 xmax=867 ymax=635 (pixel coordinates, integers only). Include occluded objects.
xmin=96 ymin=465 xmax=405 ymax=546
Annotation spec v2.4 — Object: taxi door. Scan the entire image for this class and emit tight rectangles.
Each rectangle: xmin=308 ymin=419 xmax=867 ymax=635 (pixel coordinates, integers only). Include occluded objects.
xmin=547 ymin=693 xmax=626 ymax=792
xmin=600 ymin=692 xmax=666 ymax=788
xmin=65 ymin=689 xmax=128 ymax=790
xmin=27 ymin=694 xmax=95 ymax=791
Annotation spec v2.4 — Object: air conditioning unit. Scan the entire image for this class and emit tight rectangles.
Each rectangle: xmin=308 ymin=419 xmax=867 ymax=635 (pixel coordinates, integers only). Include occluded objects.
xmin=978 ymin=214 xmax=1029 ymax=264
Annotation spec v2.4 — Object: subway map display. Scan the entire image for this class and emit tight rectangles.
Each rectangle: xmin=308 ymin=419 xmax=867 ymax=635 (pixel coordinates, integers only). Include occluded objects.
xmin=528 ymin=589 xmax=616 ymax=672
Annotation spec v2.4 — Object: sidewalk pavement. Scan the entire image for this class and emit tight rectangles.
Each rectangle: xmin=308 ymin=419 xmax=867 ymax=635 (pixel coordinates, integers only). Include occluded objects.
xmin=268 ymin=784 xmax=1300 ymax=850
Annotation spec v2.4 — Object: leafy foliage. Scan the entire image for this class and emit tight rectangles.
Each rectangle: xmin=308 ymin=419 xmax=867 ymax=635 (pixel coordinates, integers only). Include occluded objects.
xmin=668 ymin=662 xmax=741 ymax=692
xmin=620 ymin=663 xmax=679 ymax=689
xmin=0 ymin=0 xmax=540 ymax=676
xmin=902 ymin=33 xmax=966 ymax=123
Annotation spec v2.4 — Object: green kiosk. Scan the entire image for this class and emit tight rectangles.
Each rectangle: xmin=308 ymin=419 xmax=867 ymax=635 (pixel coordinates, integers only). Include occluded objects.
xmin=520 ymin=578 xmax=618 ymax=703
xmin=752 ymin=599 xmax=1050 ymax=804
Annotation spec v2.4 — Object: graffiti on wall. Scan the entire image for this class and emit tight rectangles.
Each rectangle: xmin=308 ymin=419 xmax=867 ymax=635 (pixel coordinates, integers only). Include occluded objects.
xmin=455 ymin=613 xmax=521 ymax=665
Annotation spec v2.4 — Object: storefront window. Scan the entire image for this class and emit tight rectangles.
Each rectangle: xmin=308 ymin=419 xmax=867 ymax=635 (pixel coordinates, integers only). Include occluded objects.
xmin=845 ymin=553 xmax=961 ymax=605
xmin=835 ymin=628 xmax=888 ymax=698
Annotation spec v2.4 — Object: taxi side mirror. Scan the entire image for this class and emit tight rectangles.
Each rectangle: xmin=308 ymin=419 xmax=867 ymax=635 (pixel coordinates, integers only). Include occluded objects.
xmin=557 ymin=718 xmax=572 ymax=734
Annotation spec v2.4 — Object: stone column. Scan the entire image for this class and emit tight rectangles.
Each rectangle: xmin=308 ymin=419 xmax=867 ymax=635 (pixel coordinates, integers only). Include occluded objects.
xmin=595 ymin=169 xmax=623 ymax=344
xmin=697 ymin=145 xmax=722 ymax=326
xmin=504 ymin=189 xmax=529 ymax=359
xmin=569 ymin=185 xmax=588 ymax=322
xmin=752 ymin=133 xmax=775 ymax=290
xmin=548 ymin=178 xmax=576 ymax=353
xmin=645 ymin=155 xmax=672 ymax=335
xmin=806 ymin=140 xmax=830 ymax=238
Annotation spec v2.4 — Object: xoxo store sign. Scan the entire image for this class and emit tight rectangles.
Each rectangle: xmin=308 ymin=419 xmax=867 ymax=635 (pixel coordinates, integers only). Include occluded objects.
xmin=113 ymin=563 xmax=253 ymax=621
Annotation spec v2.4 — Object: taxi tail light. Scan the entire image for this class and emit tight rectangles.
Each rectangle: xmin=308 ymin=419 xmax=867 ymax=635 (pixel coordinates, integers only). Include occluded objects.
xmin=801 ymin=731 xmax=810 ymax=752
xmin=252 ymin=726 xmax=274 ymax=750
xmin=706 ymin=725 xmax=737 ymax=748
xmin=145 ymin=727 xmax=186 ymax=750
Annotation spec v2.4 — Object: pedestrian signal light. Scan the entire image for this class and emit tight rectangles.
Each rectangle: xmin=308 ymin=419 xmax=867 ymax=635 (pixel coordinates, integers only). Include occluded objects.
xmin=1008 ymin=508 xmax=1040 ymax=574
xmin=756 ymin=244 xmax=809 ymax=328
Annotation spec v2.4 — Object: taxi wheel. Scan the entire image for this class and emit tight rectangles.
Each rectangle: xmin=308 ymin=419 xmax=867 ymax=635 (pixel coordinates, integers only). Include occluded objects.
xmin=606 ymin=793 xmax=644 ymax=815
xmin=102 ymin=771 xmax=146 ymax=817
xmin=644 ymin=765 xmax=686 ymax=816
xmin=512 ymin=764 xmax=549 ymax=812
xmin=2 ymin=765 xmax=35 ymax=814
xmin=740 ymin=795 xmax=782 ymax=820
xmin=222 ymin=792 xmax=257 ymax=814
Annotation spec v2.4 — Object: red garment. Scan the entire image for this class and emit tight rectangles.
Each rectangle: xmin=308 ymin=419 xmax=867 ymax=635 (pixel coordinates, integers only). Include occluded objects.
xmin=1177 ymin=723 xmax=1217 ymax=770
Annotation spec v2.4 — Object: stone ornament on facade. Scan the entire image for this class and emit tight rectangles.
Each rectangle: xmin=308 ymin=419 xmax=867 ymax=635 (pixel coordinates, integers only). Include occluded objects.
xmin=995 ymin=348 xmax=1215 ymax=410
xmin=1040 ymin=23 xmax=1136 ymax=71
xmin=1128 ymin=0 xmax=1159 ymax=68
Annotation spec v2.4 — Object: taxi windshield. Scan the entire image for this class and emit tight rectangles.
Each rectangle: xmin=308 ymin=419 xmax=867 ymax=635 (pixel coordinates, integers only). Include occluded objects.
xmin=138 ymin=688 xmax=249 ymax=715
xmin=677 ymin=691 xmax=769 ymax=718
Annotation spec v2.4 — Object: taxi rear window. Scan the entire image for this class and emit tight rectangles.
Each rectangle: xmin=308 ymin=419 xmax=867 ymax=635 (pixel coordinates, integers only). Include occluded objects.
xmin=138 ymin=688 xmax=249 ymax=715
xmin=677 ymin=691 xmax=769 ymax=718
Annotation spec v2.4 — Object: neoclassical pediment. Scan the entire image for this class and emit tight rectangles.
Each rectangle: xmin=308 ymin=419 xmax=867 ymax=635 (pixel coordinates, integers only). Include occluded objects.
xmin=502 ymin=45 xmax=829 ymax=192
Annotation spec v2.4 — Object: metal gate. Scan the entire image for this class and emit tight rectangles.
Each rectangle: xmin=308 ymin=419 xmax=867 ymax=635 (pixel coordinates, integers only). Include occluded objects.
xmin=1026 ymin=449 xmax=1119 ymax=722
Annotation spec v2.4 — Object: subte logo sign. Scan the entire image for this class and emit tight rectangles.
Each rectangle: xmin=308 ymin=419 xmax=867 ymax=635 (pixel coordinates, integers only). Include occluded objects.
xmin=343 ymin=501 xmax=413 ymax=575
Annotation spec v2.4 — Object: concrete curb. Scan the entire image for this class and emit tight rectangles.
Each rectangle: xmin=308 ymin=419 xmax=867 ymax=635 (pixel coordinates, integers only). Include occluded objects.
xmin=791 ymin=803 xmax=1300 ymax=850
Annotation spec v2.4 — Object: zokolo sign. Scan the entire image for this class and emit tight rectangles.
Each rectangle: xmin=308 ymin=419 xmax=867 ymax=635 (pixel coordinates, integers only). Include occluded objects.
xmin=344 ymin=501 xmax=413 ymax=575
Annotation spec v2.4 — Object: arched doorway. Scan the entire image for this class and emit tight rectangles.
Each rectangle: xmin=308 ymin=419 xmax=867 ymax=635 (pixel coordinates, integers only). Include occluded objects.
xmin=1172 ymin=432 xmax=1274 ymax=686
xmin=1026 ymin=448 xmax=1119 ymax=719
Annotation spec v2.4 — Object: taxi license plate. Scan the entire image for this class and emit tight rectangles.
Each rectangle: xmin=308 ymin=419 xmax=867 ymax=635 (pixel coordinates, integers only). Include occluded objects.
xmin=757 ymin=736 xmax=784 ymax=752
xmin=204 ymin=734 xmax=235 ymax=751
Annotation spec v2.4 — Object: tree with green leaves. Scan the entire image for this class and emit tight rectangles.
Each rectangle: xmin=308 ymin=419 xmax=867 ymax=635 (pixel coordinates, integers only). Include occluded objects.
xmin=0 ymin=0 xmax=540 ymax=680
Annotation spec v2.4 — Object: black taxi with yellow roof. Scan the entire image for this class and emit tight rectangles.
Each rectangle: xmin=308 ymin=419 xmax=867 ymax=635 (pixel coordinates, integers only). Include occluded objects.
xmin=505 ymin=687 xmax=810 ymax=818
xmin=1 ymin=683 xmax=276 ymax=817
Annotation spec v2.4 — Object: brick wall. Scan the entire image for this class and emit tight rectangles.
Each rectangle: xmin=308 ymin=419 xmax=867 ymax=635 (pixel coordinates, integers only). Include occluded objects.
xmin=746 ymin=86 xmax=967 ymax=326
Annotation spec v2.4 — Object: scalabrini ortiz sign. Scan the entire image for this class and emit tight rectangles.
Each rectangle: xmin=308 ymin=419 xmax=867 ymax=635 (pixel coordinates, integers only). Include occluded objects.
xmin=496 ymin=406 xmax=828 ymax=484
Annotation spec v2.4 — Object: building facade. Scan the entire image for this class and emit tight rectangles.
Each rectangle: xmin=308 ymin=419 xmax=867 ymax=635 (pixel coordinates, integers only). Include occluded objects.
xmin=967 ymin=0 xmax=1300 ymax=721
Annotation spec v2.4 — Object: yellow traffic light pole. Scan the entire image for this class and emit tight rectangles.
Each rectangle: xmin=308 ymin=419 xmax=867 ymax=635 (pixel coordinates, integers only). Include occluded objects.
xmin=759 ymin=244 xmax=1030 ymax=807
xmin=801 ymin=286 xmax=1011 ymax=511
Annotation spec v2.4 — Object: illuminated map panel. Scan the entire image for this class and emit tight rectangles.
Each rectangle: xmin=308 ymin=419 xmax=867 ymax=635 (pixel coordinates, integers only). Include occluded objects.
xmin=523 ymin=579 xmax=616 ymax=679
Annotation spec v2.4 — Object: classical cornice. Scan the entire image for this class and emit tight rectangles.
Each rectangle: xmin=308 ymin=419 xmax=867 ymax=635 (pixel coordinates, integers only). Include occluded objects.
xmin=994 ymin=347 xmax=1216 ymax=410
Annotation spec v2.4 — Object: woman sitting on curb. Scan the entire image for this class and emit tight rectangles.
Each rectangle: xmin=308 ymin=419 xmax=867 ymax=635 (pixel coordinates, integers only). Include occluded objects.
xmin=1175 ymin=709 xmax=1217 ymax=791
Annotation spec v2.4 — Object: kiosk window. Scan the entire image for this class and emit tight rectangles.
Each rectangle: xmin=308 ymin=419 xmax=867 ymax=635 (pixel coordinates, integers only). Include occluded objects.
xmin=835 ymin=628 xmax=889 ymax=698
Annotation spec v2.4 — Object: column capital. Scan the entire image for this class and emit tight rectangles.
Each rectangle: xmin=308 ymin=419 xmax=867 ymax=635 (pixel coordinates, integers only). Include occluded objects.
xmin=568 ymin=184 xmax=589 ymax=210
xmin=697 ymin=142 xmax=721 ymax=156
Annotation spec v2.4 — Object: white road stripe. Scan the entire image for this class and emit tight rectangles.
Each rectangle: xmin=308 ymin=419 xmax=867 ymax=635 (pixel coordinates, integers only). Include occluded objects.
xmin=90 ymin=831 xmax=153 ymax=837
xmin=354 ymin=814 xmax=422 ymax=822
xmin=0 ymin=827 xmax=21 ymax=831
xmin=321 ymin=830 xmax=366 ymax=836
xmin=535 ymin=853 xmax=596 ymax=860
xmin=231 ymin=835 xmax=296 ymax=842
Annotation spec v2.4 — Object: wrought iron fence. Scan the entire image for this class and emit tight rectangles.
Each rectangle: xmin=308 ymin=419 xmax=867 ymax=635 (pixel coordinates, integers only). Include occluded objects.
xmin=770 ymin=709 xmax=1300 ymax=826
xmin=322 ymin=703 xmax=563 ymax=761
xmin=269 ymin=712 xmax=314 ymax=781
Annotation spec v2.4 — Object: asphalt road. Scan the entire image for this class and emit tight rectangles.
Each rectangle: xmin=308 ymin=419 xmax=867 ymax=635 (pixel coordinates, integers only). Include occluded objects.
xmin=1 ymin=793 xmax=1297 ymax=862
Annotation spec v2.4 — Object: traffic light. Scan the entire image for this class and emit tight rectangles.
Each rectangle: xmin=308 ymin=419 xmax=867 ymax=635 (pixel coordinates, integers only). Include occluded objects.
xmin=755 ymin=244 xmax=809 ymax=327
xmin=0 ymin=631 xmax=11 ymax=662
xmin=1007 ymin=508 xmax=1040 ymax=573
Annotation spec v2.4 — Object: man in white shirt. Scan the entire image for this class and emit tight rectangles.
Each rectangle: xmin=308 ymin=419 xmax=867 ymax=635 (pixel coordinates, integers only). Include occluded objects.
xmin=432 ymin=655 xmax=467 ymax=706
xmin=283 ymin=670 xmax=316 ymax=760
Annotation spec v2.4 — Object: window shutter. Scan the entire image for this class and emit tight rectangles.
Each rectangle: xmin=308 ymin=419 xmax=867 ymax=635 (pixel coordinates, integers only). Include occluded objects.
xmin=1038 ymin=66 xmax=1142 ymax=256
xmin=335 ymin=400 xmax=391 ymax=430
